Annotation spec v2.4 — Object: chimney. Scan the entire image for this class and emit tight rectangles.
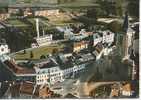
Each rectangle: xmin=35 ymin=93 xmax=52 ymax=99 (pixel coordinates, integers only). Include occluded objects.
xmin=35 ymin=18 xmax=40 ymax=38
xmin=42 ymin=29 xmax=45 ymax=36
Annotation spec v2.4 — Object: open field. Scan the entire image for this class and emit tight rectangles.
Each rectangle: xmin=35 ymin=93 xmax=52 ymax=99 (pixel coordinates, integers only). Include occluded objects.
xmin=5 ymin=19 xmax=29 ymax=27
xmin=13 ymin=44 xmax=64 ymax=60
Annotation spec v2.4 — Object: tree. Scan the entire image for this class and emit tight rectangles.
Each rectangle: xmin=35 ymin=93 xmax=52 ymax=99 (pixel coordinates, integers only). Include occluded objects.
xmin=96 ymin=0 xmax=113 ymax=16
xmin=52 ymin=48 xmax=58 ymax=55
xmin=115 ymin=0 xmax=124 ymax=17
xmin=107 ymin=21 xmax=123 ymax=33
xmin=86 ymin=8 xmax=98 ymax=19
xmin=40 ymin=55 xmax=46 ymax=59
xmin=30 ymin=51 xmax=34 ymax=58
xmin=96 ymin=0 xmax=124 ymax=17
xmin=127 ymin=0 xmax=139 ymax=19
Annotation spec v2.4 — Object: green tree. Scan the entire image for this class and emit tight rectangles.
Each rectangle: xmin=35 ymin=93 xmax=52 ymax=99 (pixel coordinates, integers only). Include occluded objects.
xmin=96 ymin=0 xmax=113 ymax=16
xmin=86 ymin=8 xmax=98 ymax=19
xmin=40 ymin=55 xmax=46 ymax=59
xmin=115 ymin=0 xmax=124 ymax=17
xmin=96 ymin=0 xmax=124 ymax=17
xmin=127 ymin=0 xmax=139 ymax=19
xmin=107 ymin=21 xmax=123 ymax=33
xmin=52 ymin=48 xmax=58 ymax=55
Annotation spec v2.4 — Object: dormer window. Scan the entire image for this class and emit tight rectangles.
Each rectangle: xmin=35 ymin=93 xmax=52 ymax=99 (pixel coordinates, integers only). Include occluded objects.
xmin=107 ymin=32 xmax=110 ymax=35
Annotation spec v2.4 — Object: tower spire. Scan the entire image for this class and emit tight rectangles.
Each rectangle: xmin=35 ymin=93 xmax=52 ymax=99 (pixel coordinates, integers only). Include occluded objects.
xmin=123 ymin=11 xmax=129 ymax=33
xmin=35 ymin=18 xmax=40 ymax=38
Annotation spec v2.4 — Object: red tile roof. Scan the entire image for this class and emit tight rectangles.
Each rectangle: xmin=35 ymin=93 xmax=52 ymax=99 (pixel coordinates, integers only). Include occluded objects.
xmin=4 ymin=60 xmax=35 ymax=75
xmin=20 ymin=82 xmax=39 ymax=96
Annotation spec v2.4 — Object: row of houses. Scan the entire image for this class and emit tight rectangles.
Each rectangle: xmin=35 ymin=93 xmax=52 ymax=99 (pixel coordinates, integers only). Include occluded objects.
xmin=0 ymin=13 xmax=10 ymax=21
xmin=63 ymin=26 xmax=115 ymax=43
xmin=0 ymin=42 xmax=104 ymax=85
xmin=110 ymin=81 xmax=137 ymax=98
xmin=3 ymin=81 xmax=57 ymax=99
xmin=63 ymin=28 xmax=115 ymax=53
xmin=27 ymin=52 xmax=94 ymax=85
xmin=0 ymin=7 xmax=61 ymax=21
xmin=0 ymin=36 xmax=115 ymax=86
xmin=93 ymin=30 xmax=115 ymax=46
xmin=31 ymin=30 xmax=115 ymax=84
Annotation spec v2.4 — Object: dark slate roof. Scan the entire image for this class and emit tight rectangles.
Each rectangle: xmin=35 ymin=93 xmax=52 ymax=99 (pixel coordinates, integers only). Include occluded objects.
xmin=64 ymin=93 xmax=78 ymax=98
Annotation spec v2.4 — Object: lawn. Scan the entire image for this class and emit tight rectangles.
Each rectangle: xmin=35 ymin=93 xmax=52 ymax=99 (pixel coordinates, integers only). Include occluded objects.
xmin=13 ymin=44 xmax=64 ymax=60
xmin=6 ymin=19 xmax=28 ymax=27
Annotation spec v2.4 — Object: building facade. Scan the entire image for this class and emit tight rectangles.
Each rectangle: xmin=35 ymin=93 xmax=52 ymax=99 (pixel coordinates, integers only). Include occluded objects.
xmin=31 ymin=18 xmax=53 ymax=48
xmin=73 ymin=41 xmax=88 ymax=52
xmin=34 ymin=53 xmax=91 ymax=85
xmin=93 ymin=30 xmax=115 ymax=46
xmin=0 ymin=42 xmax=10 ymax=56
xmin=93 ymin=33 xmax=103 ymax=46
xmin=35 ymin=66 xmax=64 ymax=85
xmin=31 ymin=34 xmax=53 ymax=48
xmin=35 ymin=62 xmax=86 ymax=85
xmin=0 ymin=13 xmax=10 ymax=21
xmin=102 ymin=31 xmax=115 ymax=44
xmin=34 ymin=9 xmax=59 ymax=17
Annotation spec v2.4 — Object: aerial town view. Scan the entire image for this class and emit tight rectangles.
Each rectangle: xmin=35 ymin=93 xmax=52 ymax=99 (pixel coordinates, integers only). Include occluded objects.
xmin=0 ymin=0 xmax=139 ymax=99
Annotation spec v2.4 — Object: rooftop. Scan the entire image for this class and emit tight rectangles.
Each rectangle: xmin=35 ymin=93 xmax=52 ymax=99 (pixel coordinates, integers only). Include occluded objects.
xmin=20 ymin=81 xmax=39 ymax=96
xmin=13 ymin=44 xmax=63 ymax=60
xmin=39 ymin=59 xmax=58 ymax=69
xmin=122 ymin=83 xmax=131 ymax=92
xmin=64 ymin=93 xmax=78 ymax=98
xmin=4 ymin=60 xmax=36 ymax=75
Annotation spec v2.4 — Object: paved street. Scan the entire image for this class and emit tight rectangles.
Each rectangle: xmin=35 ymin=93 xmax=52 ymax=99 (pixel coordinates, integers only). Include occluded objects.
xmin=50 ymin=79 xmax=78 ymax=96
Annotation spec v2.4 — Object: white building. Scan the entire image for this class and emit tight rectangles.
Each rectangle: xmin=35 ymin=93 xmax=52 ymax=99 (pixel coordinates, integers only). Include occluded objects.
xmin=63 ymin=28 xmax=89 ymax=41
xmin=35 ymin=60 xmax=87 ymax=85
xmin=35 ymin=66 xmax=64 ymax=85
xmin=32 ymin=34 xmax=53 ymax=47
xmin=93 ymin=33 xmax=103 ymax=46
xmin=93 ymin=30 xmax=115 ymax=46
xmin=0 ymin=13 xmax=10 ymax=21
xmin=0 ymin=42 xmax=10 ymax=56
xmin=63 ymin=27 xmax=74 ymax=40
xmin=102 ymin=30 xmax=115 ymax=44
xmin=34 ymin=9 xmax=59 ymax=17
xmin=0 ymin=54 xmax=11 ymax=62
xmin=123 ymin=27 xmax=135 ymax=59
xmin=63 ymin=63 xmax=86 ymax=78
xmin=34 ymin=53 xmax=92 ymax=85
xmin=73 ymin=41 xmax=88 ymax=52
xmin=31 ymin=18 xmax=53 ymax=48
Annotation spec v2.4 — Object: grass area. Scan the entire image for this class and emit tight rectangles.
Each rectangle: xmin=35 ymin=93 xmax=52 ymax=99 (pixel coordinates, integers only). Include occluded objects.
xmin=59 ymin=2 xmax=98 ymax=8
xmin=51 ymin=20 xmax=81 ymax=26
xmin=6 ymin=19 xmax=28 ymax=27
xmin=13 ymin=44 xmax=64 ymax=60
xmin=27 ymin=18 xmax=49 ymax=25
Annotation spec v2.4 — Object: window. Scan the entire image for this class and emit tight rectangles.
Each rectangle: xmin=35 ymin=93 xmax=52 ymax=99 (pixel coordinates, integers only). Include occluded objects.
xmin=1 ymin=48 xmax=4 ymax=52
xmin=107 ymin=32 xmax=110 ymax=35
xmin=52 ymin=69 xmax=54 ymax=73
